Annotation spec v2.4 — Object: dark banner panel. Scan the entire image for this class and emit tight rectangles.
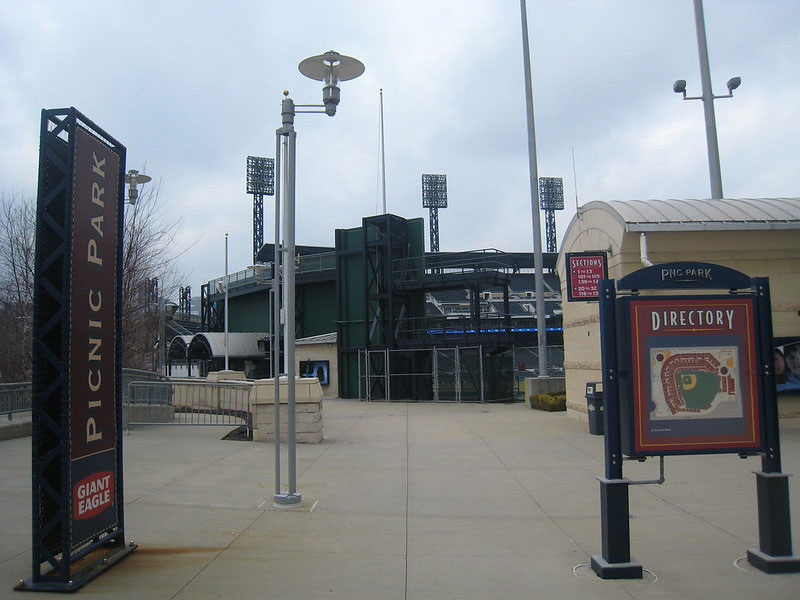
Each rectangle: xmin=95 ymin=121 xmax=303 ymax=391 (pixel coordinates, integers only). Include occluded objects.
xmin=69 ymin=127 xmax=119 ymax=462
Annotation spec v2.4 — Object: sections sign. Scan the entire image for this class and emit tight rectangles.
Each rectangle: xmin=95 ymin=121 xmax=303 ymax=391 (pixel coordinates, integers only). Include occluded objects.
xmin=566 ymin=252 xmax=607 ymax=301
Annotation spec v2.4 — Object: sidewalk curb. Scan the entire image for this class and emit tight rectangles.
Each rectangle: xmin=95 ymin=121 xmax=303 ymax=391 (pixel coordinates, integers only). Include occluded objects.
xmin=0 ymin=418 xmax=32 ymax=440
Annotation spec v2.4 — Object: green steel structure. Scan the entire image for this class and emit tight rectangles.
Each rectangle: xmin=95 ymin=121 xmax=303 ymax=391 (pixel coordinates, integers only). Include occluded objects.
xmin=199 ymin=214 xmax=562 ymax=401
xmin=335 ymin=214 xmax=427 ymax=399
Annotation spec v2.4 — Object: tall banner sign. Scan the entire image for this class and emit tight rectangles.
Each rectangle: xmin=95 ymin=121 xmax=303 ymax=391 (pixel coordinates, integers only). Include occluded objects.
xmin=18 ymin=108 xmax=134 ymax=593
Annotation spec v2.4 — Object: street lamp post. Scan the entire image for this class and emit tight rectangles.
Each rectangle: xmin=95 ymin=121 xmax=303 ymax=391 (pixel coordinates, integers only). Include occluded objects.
xmin=272 ymin=51 xmax=364 ymax=508
xmin=673 ymin=0 xmax=741 ymax=199
xmin=224 ymin=233 xmax=229 ymax=371
xmin=158 ymin=298 xmax=178 ymax=375
xmin=519 ymin=0 xmax=548 ymax=377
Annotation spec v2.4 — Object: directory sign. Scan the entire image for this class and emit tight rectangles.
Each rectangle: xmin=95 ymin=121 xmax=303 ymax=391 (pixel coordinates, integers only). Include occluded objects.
xmin=621 ymin=296 xmax=763 ymax=455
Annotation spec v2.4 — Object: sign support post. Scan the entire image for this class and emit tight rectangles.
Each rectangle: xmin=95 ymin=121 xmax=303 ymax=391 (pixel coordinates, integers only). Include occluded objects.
xmin=591 ymin=278 xmax=643 ymax=579
xmin=747 ymin=278 xmax=800 ymax=573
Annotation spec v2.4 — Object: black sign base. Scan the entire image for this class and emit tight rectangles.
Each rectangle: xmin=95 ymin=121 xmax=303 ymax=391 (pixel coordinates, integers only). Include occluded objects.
xmin=593 ymin=478 xmax=644 ymax=579
xmin=745 ymin=471 xmax=800 ymax=574
xmin=590 ymin=554 xmax=643 ymax=579
xmin=15 ymin=543 xmax=136 ymax=593
xmin=746 ymin=548 xmax=800 ymax=574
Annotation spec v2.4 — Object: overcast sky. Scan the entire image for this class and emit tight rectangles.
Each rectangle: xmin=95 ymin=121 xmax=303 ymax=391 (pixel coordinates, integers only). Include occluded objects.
xmin=2 ymin=1 xmax=799 ymax=297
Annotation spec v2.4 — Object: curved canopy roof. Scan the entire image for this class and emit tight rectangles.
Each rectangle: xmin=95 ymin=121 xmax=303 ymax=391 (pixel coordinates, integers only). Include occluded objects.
xmin=582 ymin=198 xmax=800 ymax=232
xmin=188 ymin=332 xmax=267 ymax=359
xmin=167 ymin=335 xmax=194 ymax=357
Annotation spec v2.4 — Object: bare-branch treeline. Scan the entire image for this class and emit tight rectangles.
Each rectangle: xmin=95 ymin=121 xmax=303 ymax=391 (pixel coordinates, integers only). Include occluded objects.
xmin=0 ymin=195 xmax=35 ymax=381
xmin=119 ymin=180 xmax=188 ymax=370
xmin=0 ymin=182 xmax=187 ymax=381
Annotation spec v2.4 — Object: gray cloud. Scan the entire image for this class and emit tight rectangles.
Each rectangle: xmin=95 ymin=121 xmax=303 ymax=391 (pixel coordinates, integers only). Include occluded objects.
xmin=1 ymin=0 xmax=798 ymax=295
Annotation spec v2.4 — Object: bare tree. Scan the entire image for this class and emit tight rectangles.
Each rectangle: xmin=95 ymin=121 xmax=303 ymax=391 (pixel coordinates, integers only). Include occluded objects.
xmin=0 ymin=181 xmax=187 ymax=381
xmin=119 ymin=180 xmax=188 ymax=370
xmin=0 ymin=194 xmax=35 ymax=381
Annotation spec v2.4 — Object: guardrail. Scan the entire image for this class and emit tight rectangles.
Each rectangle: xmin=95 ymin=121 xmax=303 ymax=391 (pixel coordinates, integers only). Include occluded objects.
xmin=0 ymin=382 xmax=31 ymax=421
xmin=126 ymin=379 xmax=252 ymax=433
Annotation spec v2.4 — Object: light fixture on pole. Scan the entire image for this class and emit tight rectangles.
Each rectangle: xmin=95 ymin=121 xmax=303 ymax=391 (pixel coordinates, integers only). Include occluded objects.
xmin=422 ymin=174 xmax=447 ymax=253
xmin=272 ymin=51 xmax=364 ymax=508
xmin=158 ymin=299 xmax=178 ymax=376
xmin=673 ymin=0 xmax=741 ymax=200
xmin=124 ymin=169 xmax=151 ymax=205
xmin=224 ymin=233 xmax=229 ymax=371
xmin=538 ymin=177 xmax=564 ymax=254
xmin=246 ymin=156 xmax=275 ymax=263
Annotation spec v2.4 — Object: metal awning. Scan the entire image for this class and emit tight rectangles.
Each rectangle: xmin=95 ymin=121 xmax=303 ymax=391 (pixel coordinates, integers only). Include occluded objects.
xmin=583 ymin=198 xmax=800 ymax=232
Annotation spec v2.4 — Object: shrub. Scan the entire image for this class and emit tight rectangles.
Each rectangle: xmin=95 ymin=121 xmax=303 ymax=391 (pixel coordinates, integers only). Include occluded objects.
xmin=529 ymin=391 xmax=566 ymax=412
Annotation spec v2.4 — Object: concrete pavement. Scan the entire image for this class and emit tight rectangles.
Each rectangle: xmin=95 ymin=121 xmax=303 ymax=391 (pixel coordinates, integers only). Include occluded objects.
xmin=1 ymin=399 xmax=799 ymax=599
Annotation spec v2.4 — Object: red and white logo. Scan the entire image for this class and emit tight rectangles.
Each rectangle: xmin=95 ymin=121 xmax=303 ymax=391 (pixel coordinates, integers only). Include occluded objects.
xmin=73 ymin=471 xmax=114 ymax=520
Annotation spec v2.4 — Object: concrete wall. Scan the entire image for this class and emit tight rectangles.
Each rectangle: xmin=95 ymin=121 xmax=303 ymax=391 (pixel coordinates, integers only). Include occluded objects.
xmin=558 ymin=206 xmax=800 ymax=421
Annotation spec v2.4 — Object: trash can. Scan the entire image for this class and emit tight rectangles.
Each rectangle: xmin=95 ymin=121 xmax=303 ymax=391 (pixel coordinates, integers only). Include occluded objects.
xmin=585 ymin=382 xmax=604 ymax=435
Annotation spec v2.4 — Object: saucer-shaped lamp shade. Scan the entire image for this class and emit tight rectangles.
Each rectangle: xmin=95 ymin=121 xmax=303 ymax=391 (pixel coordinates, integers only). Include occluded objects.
xmin=299 ymin=51 xmax=365 ymax=116
xmin=298 ymin=51 xmax=365 ymax=83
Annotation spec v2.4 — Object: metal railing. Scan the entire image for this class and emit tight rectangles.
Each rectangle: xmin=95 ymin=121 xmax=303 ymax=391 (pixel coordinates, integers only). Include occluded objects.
xmin=393 ymin=250 xmax=520 ymax=283
xmin=1 ymin=382 xmax=31 ymax=420
xmin=297 ymin=252 xmax=335 ymax=275
xmin=206 ymin=253 xmax=336 ymax=297
xmin=1 ymin=370 xmax=252 ymax=432
xmin=126 ymin=379 xmax=252 ymax=433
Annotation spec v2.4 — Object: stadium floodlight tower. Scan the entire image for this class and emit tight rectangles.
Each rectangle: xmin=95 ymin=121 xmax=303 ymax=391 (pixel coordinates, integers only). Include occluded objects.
xmin=246 ymin=156 xmax=275 ymax=263
xmin=422 ymin=174 xmax=447 ymax=253
xmin=271 ymin=51 xmax=364 ymax=509
xmin=538 ymin=177 xmax=564 ymax=253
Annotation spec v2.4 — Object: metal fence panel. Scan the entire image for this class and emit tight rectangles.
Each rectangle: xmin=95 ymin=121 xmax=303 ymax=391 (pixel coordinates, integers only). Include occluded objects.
xmin=0 ymin=382 xmax=32 ymax=420
xmin=126 ymin=380 xmax=252 ymax=433
xmin=435 ymin=348 xmax=459 ymax=402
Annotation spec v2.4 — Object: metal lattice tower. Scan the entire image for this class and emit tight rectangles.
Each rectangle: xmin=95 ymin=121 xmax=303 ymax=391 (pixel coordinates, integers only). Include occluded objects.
xmin=246 ymin=156 xmax=275 ymax=262
xmin=422 ymin=174 xmax=447 ymax=253
xmin=538 ymin=177 xmax=564 ymax=253
xmin=179 ymin=285 xmax=192 ymax=316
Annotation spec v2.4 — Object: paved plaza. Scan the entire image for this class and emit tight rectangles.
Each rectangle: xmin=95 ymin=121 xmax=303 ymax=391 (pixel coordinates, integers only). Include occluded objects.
xmin=1 ymin=399 xmax=799 ymax=599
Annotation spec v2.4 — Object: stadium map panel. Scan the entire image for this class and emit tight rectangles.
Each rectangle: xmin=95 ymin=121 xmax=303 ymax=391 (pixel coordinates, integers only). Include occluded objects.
xmin=627 ymin=297 xmax=762 ymax=455
xmin=649 ymin=346 xmax=741 ymax=419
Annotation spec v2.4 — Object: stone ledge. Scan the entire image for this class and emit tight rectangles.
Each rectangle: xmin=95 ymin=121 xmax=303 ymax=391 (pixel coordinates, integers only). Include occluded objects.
xmin=252 ymin=377 xmax=324 ymax=443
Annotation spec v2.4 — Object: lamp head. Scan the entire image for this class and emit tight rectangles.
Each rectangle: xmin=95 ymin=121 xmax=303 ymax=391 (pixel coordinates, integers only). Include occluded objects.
xmin=125 ymin=169 xmax=152 ymax=205
xmin=673 ymin=79 xmax=687 ymax=94
xmin=726 ymin=76 xmax=741 ymax=93
xmin=298 ymin=51 xmax=365 ymax=116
